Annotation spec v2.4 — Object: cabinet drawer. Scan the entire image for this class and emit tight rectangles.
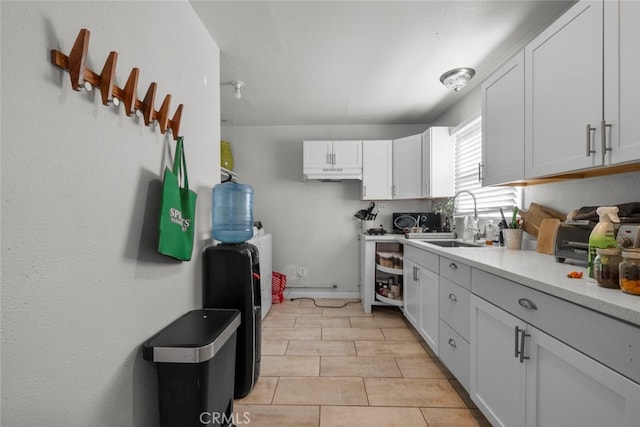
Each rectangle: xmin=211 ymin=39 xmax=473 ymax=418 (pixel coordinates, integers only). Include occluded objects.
xmin=439 ymin=278 xmax=470 ymax=341
xmin=439 ymin=257 xmax=470 ymax=289
xmin=472 ymin=268 xmax=640 ymax=384
xmin=439 ymin=320 xmax=470 ymax=392
xmin=404 ymin=245 xmax=439 ymax=273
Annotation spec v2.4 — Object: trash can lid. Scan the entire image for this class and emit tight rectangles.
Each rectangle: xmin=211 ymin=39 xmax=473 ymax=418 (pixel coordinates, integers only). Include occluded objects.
xmin=143 ymin=309 xmax=241 ymax=364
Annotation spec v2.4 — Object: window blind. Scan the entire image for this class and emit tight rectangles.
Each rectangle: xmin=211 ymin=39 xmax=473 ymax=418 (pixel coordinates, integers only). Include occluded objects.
xmin=453 ymin=117 xmax=521 ymax=217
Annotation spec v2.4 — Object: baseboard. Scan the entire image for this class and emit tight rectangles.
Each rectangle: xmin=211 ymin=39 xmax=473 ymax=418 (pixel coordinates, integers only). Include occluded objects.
xmin=284 ymin=290 xmax=360 ymax=300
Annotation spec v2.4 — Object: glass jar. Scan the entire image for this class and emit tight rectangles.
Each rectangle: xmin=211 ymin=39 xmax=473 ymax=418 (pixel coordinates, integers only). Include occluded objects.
xmin=593 ymin=248 xmax=622 ymax=288
xmin=620 ymin=249 xmax=640 ymax=296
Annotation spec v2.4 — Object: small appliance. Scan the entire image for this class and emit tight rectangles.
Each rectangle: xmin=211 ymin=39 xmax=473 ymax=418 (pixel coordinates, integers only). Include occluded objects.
xmin=617 ymin=224 xmax=640 ymax=248
xmin=392 ymin=212 xmax=442 ymax=234
xmin=555 ymin=220 xmax=595 ymax=264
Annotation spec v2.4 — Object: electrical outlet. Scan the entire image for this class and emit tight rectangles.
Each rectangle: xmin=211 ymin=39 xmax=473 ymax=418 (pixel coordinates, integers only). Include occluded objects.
xmin=296 ymin=266 xmax=309 ymax=277
xmin=377 ymin=202 xmax=387 ymax=211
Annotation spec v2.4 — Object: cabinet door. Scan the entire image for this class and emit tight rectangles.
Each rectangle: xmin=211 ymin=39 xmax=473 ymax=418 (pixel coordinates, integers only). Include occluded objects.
xmin=332 ymin=140 xmax=362 ymax=169
xmin=303 ymin=140 xmax=333 ymax=168
xmin=418 ymin=266 xmax=439 ymax=354
xmin=470 ymin=295 xmax=525 ymax=427
xmin=392 ymin=134 xmax=422 ymax=199
xmin=422 ymin=127 xmax=454 ymax=198
xmin=362 ymin=140 xmax=392 ymax=200
xmin=482 ymin=51 xmax=525 ymax=186
xmin=524 ymin=1 xmax=604 ymax=178
xmin=526 ymin=324 xmax=640 ymax=427
xmin=605 ymin=0 xmax=640 ymax=165
xmin=403 ymin=260 xmax=420 ymax=328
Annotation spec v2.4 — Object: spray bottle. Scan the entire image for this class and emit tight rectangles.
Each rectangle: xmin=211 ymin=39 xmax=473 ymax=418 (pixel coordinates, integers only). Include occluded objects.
xmin=588 ymin=206 xmax=620 ymax=278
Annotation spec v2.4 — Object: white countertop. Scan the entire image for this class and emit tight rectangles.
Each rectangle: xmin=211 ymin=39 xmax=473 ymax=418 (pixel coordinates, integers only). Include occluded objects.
xmin=361 ymin=234 xmax=640 ymax=326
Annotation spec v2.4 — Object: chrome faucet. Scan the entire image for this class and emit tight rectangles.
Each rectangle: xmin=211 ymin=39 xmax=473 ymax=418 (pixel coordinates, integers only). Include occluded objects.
xmin=451 ymin=190 xmax=480 ymax=240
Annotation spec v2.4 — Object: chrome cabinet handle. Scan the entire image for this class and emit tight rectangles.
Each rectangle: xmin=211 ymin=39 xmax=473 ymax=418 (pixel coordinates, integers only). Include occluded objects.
xmin=586 ymin=124 xmax=596 ymax=157
xmin=449 ymin=262 xmax=458 ymax=270
xmin=601 ymin=120 xmax=612 ymax=164
xmin=363 ymin=185 xmax=366 ymax=197
xmin=413 ymin=266 xmax=419 ymax=282
xmin=448 ymin=293 xmax=457 ymax=302
xmin=518 ymin=298 xmax=537 ymax=310
xmin=519 ymin=329 xmax=530 ymax=363
xmin=478 ymin=163 xmax=484 ymax=181
xmin=514 ymin=326 xmax=530 ymax=362
xmin=448 ymin=338 xmax=457 ymax=348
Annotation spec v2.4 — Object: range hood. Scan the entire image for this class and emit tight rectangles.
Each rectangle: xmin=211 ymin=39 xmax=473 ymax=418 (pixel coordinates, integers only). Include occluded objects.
xmin=303 ymin=167 xmax=362 ymax=181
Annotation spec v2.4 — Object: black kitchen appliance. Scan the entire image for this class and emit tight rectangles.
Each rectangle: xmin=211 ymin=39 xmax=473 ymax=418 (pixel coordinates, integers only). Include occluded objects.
xmin=555 ymin=221 xmax=595 ymax=265
xmin=203 ymin=243 xmax=261 ymax=398
xmin=392 ymin=212 xmax=442 ymax=234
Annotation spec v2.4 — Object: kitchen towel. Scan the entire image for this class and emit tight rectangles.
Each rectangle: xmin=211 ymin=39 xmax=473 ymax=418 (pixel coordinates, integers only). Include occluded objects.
xmin=158 ymin=137 xmax=197 ymax=261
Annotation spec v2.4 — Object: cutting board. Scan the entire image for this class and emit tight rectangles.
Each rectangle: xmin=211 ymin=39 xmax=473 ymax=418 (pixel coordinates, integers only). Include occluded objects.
xmin=520 ymin=202 xmax=566 ymax=237
xmin=536 ymin=218 xmax=561 ymax=254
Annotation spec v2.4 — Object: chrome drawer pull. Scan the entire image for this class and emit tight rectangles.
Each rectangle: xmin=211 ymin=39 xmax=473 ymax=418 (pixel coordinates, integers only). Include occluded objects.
xmin=448 ymin=293 xmax=457 ymax=302
xmin=448 ymin=338 xmax=457 ymax=348
xmin=449 ymin=262 xmax=458 ymax=270
xmin=518 ymin=298 xmax=537 ymax=310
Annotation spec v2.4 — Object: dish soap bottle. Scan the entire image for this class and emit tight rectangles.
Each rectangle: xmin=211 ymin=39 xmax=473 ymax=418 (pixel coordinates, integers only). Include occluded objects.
xmin=588 ymin=206 xmax=620 ymax=278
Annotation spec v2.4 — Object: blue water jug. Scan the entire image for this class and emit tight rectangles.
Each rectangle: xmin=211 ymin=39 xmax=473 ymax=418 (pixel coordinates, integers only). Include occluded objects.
xmin=212 ymin=181 xmax=254 ymax=243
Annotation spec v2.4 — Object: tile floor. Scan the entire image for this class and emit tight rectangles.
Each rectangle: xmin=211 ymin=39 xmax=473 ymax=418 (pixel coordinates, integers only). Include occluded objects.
xmin=234 ymin=298 xmax=491 ymax=426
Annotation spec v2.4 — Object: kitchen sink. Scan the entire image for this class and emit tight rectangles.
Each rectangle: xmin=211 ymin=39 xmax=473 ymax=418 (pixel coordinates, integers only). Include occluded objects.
xmin=422 ymin=240 xmax=480 ymax=248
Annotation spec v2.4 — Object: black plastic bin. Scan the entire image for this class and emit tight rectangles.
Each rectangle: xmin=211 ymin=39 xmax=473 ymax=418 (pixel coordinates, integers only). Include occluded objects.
xmin=143 ymin=309 xmax=241 ymax=427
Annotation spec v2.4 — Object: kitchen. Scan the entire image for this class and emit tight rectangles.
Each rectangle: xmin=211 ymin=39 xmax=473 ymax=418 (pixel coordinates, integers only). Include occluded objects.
xmin=3 ymin=1 xmax=640 ymax=426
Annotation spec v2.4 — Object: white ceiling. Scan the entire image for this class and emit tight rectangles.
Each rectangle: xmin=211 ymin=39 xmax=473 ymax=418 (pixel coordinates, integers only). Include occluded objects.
xmin=191 ymin=1 xmax=574 ymax=126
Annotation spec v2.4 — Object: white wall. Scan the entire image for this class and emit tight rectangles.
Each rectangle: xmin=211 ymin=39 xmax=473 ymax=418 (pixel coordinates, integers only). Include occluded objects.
xmin=1 ymin=2 xmax=220 ymax=425
xmin=222 ymin=125 xmax=430 ymax=295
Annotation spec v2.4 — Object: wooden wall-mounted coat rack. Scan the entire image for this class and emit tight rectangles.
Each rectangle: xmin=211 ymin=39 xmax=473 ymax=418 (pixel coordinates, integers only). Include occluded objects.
xmin=51 ymin=28 xmax=183 ymax=140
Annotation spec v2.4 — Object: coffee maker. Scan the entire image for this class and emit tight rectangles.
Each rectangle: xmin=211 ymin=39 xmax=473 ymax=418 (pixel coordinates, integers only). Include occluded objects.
xmin=202 ymin=243 xmax=261 ymax=398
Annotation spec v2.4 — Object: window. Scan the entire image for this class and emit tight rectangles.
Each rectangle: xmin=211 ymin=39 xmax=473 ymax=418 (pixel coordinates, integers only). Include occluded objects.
xmin=452 ymin=116 xmax=521 ymax=217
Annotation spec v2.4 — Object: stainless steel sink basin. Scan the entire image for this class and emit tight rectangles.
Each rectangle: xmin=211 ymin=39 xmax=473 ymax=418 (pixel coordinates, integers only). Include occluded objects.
xmin=422 ymin=240 xmax=480 ymax=248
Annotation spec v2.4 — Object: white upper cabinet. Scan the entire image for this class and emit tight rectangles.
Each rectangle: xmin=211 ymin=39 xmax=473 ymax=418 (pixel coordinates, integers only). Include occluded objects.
xmin=525 ymin=1 xmax=603 ymax=178
xmin=362 ymin=140 xmax=393 ymax=200
xmin=604 ymin=0 xmax=640 ymax=165
xmin=392 ymin=134 xmax=422 ymax=199
xmin=481 ymin=51 xmax=525 ymax=186
xmin=524 ymin=0 xmax=640 ymax=179
xmin=421 ymin=127 xmax=455 ymax=198
xmin=303 ymin=140 xmax=362 ymax=180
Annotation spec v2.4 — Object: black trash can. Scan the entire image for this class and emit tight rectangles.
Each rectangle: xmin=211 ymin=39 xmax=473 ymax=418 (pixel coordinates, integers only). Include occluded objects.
xmin=143 ymin=309 xmax=241 ymax=427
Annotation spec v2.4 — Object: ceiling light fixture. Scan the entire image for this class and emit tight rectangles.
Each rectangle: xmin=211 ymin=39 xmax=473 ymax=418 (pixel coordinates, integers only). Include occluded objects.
xmin=439 ymin=68 xmax=475 ymax=92
xmin=222 ymin=80 xmax=245 ymax=99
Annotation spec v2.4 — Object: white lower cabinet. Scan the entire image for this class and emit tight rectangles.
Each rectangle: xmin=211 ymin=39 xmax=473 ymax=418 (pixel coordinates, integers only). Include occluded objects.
xmin=403 ymin=246 xmax=439 ymax=353
xmin=471 ymin=294 xmax=640 ymax=427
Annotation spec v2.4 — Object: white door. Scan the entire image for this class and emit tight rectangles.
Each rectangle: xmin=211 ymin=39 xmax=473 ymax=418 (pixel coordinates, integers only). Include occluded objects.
xmin=470 ymin=295 xmax=525 ymax=427
xmin=482 ymin=51 xmax=525 ymax=185
xmin=332 ymin=140 xmax=362 ymax=169
xmin=526 ymin=324 xmax=640 ymax=427
xmin=605 ymin=0 xmax=640 ymax=165
xmin=524 ymin=1 xmax=603 ymax=178
xmin=403 ymin=260 xmax=420 ymax=328
xmin=418 ymin=266 xmax=439 ymax=354
xmin=362 ymin=140 xmax=392 ymax=200
xmin=303 ymin=140 xmax=333 ymax=169
xmin=393 ymin=134 xmax=422 ymax=199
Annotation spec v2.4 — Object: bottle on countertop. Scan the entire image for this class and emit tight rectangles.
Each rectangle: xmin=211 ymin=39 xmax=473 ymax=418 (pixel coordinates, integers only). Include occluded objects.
xmin=485 ymin=220 xmax=497 ymax=245
xmin=587 ymin=206 xmax=620 ymax=278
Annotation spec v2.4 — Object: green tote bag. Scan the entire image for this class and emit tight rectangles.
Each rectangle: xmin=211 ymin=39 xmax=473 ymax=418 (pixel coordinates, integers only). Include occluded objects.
xmin=158 ymin=137 xmax=197 ymax=261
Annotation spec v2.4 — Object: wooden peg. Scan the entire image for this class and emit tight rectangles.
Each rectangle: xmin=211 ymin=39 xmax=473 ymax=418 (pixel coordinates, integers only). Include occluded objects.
xmin=142 ymin=82 xmax=157 ymax=126
xmin=99 ymin=51 xmax=118 ymax=105
xmin=123 ymin=68 xmax=139 ymax=116
xmin=157 ymin=94 xmax=172 ymax=133
xmin=168 ymin=104 xmax=183 ymax=140
xmin=67 ymin=29 xmax=90 ymax=91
